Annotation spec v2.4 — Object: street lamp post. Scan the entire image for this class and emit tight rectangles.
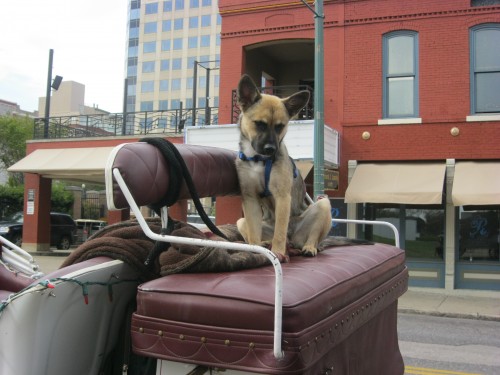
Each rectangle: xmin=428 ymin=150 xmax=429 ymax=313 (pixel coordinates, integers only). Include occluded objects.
xmin=43 ymin=49 xmax=63 ymax=139
xmin=44 ymin=49 xmax=54 ymax=139
xmin=191 ymin=60 xmax=219 ymax=127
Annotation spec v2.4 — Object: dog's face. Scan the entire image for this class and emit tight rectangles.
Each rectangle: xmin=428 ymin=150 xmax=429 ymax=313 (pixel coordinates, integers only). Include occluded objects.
xmin=237 ymin=74 xmax=310 ymax=156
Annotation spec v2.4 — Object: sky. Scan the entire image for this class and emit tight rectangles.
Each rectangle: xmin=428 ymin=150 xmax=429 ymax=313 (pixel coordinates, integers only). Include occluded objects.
xmin=0 ymin=0 xmax=128 ymax=113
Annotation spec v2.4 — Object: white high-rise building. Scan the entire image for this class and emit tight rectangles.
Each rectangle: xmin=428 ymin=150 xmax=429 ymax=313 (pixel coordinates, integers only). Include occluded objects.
xmin=126 ymin=0 xmax=221 ymax=128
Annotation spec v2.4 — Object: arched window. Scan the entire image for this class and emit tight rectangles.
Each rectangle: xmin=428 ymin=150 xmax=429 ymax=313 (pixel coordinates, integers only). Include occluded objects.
xmin=470 ymin=23 xmax=500 ymax=114
xmin=382 ymin=31 xmax=419 ymax=119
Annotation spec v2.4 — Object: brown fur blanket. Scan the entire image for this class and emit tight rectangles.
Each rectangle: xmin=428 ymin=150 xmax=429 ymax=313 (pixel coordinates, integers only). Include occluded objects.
xmin=61 ymin=218 xmax=269 ymax=280
xmin=61 ymin=217 xmax=368 ymax=281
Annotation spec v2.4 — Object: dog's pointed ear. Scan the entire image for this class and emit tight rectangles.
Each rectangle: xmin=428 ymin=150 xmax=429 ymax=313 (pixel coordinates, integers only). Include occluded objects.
xmin=283 ymin=90 xmax=310 ymax=119
xmin=237 ymin=74 xmax=261 ymax=111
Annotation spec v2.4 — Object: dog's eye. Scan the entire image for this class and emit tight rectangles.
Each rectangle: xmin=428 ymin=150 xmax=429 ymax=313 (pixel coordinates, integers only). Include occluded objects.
xmin=275 ymin=124 xmax=285 ymax=134
xmin=254 ymin=121 xmax=267 ymax=132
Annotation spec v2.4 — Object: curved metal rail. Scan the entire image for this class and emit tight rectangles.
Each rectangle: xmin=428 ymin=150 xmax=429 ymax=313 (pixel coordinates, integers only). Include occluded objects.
xmin=113 ymin=168 xmax=285 ymax=359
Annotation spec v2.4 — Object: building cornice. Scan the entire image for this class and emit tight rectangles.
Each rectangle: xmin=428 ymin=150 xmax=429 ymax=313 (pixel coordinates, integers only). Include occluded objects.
xmin=344 ymin=6 xmax=500 ymax=26
xmin=221 ymin=5 xmax=500 ymax=38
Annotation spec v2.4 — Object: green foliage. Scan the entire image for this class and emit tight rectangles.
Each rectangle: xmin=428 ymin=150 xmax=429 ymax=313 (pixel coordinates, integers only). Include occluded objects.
xmin=0 ymin=184 xmax=24 ymax=218
xmin=0 ymin=115 xmax=34 ymax=185
xmin=0 ymin=182 xmax=74 ymax=219
xmin=51 ymin=182 xmax=74 ymax=214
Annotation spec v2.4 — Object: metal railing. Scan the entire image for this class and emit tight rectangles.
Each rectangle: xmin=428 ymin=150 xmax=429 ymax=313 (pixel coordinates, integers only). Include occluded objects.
xmin=33 ymin=107 xmax=219 ymax=140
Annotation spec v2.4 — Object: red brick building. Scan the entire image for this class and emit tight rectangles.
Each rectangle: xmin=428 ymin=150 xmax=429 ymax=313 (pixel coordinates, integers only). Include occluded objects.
xmin=10 ymin=0 xmax=500 ymax=292
xmin=217 ymin=0 xmax=500 ymax=290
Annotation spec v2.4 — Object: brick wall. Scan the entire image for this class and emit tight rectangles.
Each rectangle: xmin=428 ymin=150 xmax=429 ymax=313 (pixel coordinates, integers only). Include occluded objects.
xmin=218 ymin=0 xmax=500 ymax=197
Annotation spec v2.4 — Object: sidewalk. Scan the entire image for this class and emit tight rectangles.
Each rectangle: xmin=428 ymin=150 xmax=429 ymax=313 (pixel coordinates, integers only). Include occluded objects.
xmin=30 ymin=252 xmax=500 ymax=321
xmin=398 ymin=287 xmax=500 ymax=321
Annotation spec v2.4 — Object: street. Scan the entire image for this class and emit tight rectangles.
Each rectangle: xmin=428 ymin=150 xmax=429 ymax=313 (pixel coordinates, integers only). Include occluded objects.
xmin=399 ymin=313 xmax=500 ymax=375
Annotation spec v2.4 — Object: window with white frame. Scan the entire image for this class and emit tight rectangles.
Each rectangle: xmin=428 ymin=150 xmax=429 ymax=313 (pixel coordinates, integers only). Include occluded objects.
xmin=144 ymin=22 xmax=157 ymax=34
xmin=172 ymin=58 xmax=182 ymax=70
xmin=159 ymin=100 xmax=169 ymax=110
xmin=188 ymin=36 xmax=198 ymax=49
xmin=143 ymin=41 xmax=156 ymax=54
xmin=175 ymin=0 xmax=184 ymax=10
xmin=174 ymin=18 xmax=183 ymax=30
xmin=142 ymin=61 xmax=155 ymax=73
xmin=163 ymin=1 xmax=172 ymax=11
xmin=159 ymin=80 xmax=169 ymax=91
xmin=171 ymin=78 xmax=181 ymax=90
xmin=382 ymin=31 xmax=419 ymax=119
xmin=161 ymin=40 xmax=171 ymax=51
xmin=162 ymin=20 xmax=171 ymax=31
xmin=160 ymin=59 xmax=170 ymax=71
xmin=189 ymin=16 xmax=198 ymax=28
xmin=470 ymin=24 xmax=500 ymax=115
xmin=173 ymin=38 xmax=183 ymax=50
xmin=145 ymin=2 xmax=158 ymax=14
xmin=201 ymin=14 xmax=211 ymax=27
xmin=140 ymin=101 xmax=154 ymax=111
xmin=141 ymin=81 xmax=154 ymax=93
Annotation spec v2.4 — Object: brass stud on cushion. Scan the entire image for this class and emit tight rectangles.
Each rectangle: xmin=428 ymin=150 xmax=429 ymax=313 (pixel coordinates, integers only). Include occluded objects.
xmin=158 ymin=330 xmax=163 ymax=337
xmin=225 ymin=339 xmax=230 ymax=346
xmin=201 ymin=337 xmax=207 ymax=343
xmin=179 ymin=334 xmax=185 ymax=340
xmin=139 ymin=327 xmax=144 ymax=333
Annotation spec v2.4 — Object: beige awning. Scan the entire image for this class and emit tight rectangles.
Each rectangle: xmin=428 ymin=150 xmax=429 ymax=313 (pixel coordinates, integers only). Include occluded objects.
xmin=452 ymin=161 xmax=500 ymax=206
xmin=345 ymin=162 xmax=446 ymax=204
xmin=8 ymin=147 xmax=115 ymax=184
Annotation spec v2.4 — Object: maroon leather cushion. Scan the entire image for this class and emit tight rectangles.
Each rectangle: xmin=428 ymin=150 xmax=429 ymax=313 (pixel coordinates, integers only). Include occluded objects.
xmin=110 ymin=142 xmax=239 ymax=209
xmin=135 ymin=243 xmax=405 ymax=331
xmin=132 ymin=243 xmax=407 ymax=374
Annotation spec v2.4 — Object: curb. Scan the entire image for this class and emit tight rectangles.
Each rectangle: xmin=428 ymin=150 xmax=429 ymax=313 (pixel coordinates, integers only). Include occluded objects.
xmin=398 ymin=308 xmax=500 ymax=322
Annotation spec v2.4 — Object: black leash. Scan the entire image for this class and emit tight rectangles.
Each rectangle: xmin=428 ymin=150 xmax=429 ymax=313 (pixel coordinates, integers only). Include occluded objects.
xmin=139 ymin=138 xmax=228 ymax=267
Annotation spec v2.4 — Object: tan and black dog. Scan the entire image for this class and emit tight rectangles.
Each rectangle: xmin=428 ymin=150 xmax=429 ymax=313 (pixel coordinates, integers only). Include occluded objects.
xmin=235 ymin=74 xmax=332 ymax=260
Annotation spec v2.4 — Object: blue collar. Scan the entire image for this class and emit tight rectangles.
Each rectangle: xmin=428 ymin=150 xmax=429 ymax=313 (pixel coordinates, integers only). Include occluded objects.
xmin=238 ymin=152 xmax=298 ymax=198
xmin=238 ymin=151 xmax=271 ymax=163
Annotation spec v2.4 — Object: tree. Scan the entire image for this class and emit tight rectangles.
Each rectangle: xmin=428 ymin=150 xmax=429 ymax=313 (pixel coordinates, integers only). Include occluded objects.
xmin=0 ymin=115 xmax=34 ymax=185
xmin=51 ymin=182 xmax=74 ymax=214
xmin=0 ymin=184 xmax=24 ymax=218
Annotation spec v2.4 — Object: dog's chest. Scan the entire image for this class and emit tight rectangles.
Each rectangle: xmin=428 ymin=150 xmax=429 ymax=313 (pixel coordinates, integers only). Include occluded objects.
xmin=237 ymin=161 xmax=267 ymax=194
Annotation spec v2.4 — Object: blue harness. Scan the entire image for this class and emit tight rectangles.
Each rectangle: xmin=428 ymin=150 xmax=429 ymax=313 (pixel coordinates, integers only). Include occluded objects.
xmin=239 ymin=151 xmax=298 ymax=198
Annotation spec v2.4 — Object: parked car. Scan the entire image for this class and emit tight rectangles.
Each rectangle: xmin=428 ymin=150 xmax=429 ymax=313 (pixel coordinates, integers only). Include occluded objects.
xmin=187 ymin=214 xmax=215 ymax=229
xmin=75 ymin=219 xmax=107 ymax=244
xmin=0 ymin=212 xmax=77 ymax=250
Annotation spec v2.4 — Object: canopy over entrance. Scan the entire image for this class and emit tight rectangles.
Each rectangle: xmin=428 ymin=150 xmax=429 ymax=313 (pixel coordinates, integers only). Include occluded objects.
xmin=345 ymin=162 xmax=446 ymax=205
xmin=8 ymin=147 xmax=114 ymax=184
xmin=452 ymin=161 xmax=500 ymax=206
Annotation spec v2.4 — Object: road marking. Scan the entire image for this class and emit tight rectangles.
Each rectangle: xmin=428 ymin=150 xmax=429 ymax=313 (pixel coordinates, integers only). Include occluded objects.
xmin=405 ymin=366 xmax=482 ymax=375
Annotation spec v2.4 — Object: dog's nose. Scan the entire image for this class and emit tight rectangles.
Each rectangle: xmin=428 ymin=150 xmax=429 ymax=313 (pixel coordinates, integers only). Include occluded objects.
xmin=263 ymin=144 xmax=276 ymax=155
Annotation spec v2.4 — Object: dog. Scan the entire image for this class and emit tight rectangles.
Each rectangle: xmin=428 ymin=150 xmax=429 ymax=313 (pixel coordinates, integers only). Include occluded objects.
xmin=235 ymin=74 xmax=332 ymax=260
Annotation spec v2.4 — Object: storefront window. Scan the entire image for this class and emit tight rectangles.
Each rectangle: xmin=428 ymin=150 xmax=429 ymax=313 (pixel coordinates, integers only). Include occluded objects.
xmin=458 ymin=208 xmax=500 ymax=262
xmin=359 ymin=204 xmax=444 ymax=260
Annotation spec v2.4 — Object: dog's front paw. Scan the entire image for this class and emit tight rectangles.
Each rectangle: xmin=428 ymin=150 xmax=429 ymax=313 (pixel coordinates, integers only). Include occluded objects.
xmin=274 ymin=252 xmax=290 ymax=263
xmin=301 ymin=245 xmax=318 ymax=257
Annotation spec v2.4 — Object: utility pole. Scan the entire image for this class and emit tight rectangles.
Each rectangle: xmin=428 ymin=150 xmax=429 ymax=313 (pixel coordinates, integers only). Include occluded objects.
xmin=301 ymin=0 xmax=325 ymax=199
